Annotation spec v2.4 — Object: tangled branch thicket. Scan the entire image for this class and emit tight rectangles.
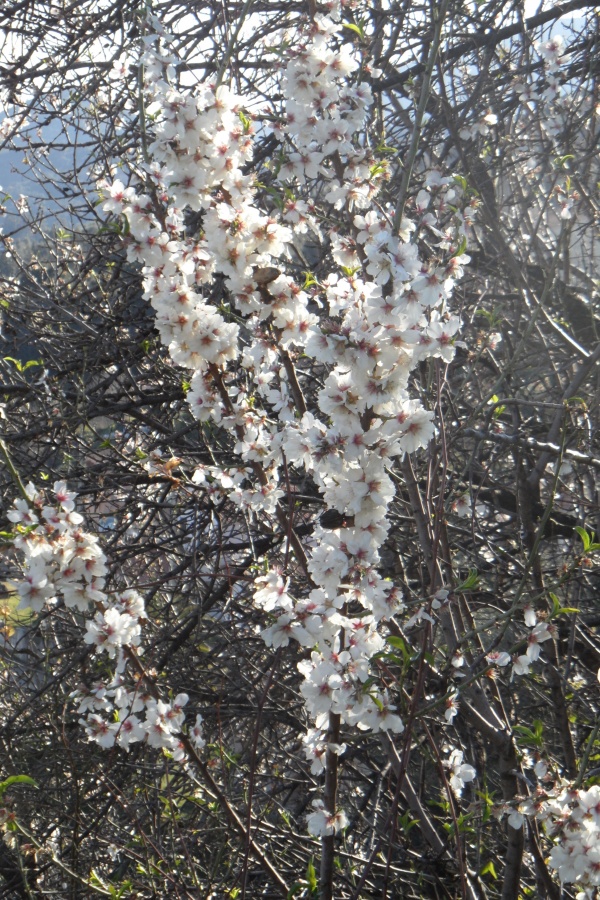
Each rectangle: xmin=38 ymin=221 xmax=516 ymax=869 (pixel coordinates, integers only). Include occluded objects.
xmin=0 ymin=2 xmax=598 ymax=898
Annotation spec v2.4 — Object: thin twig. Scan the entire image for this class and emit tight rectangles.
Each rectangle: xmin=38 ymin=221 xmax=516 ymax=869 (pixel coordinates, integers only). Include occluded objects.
xmin=392 ymin=0 xmax=451 ymax=232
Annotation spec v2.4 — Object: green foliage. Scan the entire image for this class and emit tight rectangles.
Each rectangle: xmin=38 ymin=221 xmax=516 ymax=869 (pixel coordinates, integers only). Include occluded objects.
xmin=3 ymin=357 xmax=43 ymax=373
xmin=456 ymin=569 xmax=480 ymax=591
xmin=513 ymin=719 xmax=544 ymax=749
xmin=549 ymin=592 xmax=579 ymax=617
xmin=488 ymin=394 xmax=506 ymax=417
xmin=342 ymin=22 xmax=365 ymax=40
xmin=480 ymin=860 xmax=497 ymax=880
xmin=575 ymin=527 xmax=600 ymax=553
xmin=0 ymin=774 xmax=37 ymax=802
xmin=286 ymin=859 xmax=318 ymax=899
xmin=553 ymin=154 xmax=574 ymax=169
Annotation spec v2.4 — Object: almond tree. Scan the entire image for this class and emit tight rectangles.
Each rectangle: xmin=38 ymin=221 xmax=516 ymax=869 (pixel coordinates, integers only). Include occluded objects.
xmin=0 ymin=2 xmax=598 ymax=899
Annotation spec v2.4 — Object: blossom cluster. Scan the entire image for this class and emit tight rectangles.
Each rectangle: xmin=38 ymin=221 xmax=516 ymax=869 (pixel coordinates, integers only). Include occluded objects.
xmin=445 ymin=746 xmax=476 ymax=797
xmin=8 ymin=482 xmax=205 ymax=758
xmin=542 ymin=784 xmax=600 ymax=896
xmin=510 ymin=605 xmax=556 ymax=679
xmin=97 ymin=11 xmax=476 ymax=834
xmin=9 ymin=481 xmax=107 ymax=613
xmin=501 ymin=778 xmax=600 ymax=897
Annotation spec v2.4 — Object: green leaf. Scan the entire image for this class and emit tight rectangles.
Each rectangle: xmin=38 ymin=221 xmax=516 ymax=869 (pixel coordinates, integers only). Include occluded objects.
xmin=238 ymin=110 xmax=252 ymax=134
xmin=513 ymin=725 xmax=536 ymax=740
xmin=477 ymin=788 xmax=496 ymax=824
xmin=553 ymin=154 xmax=574 ymax=169
xmin=342 ymin=22 xmax=364 ymax=38
xmin=398 ymin=811 xmax=418 ymax=832
xmin=532 ymin=720 xmax=544 ymax=741
xmin=386 ymin=635 xmax=411 ymax=662
xmin=488 ymin=394 xmax=506 ymax=417
xmin=575 ymin=526 xmax=591 ymax=552
xmin=369 ymin=162 xmax=387 ymax=178
xmin=455 ymin=234 xmax=468 ymax=257
xmin=90 ymin=869 xmax=109 ymax=890
xmin=456 ymin=569 xmax=479 ymax=591
xmin=0 ymin=775 xmax=37 ymax=801
xmin=480 ymin=860 xmax=497 ymax=879
xmin=279 ymin=809 xmax=292 ymax=827
xmin=3 ymin=356 xmax=23 ymax=372
xmin=513 ymin=723 xmax=544 ymax=748
xmin=549 ymin=592 xmax=579 ymax=617
xmin=372 ymin=651 xmax=406 ymax=667
xmin=565 ymin=396 xmax=587 ymax=410
xmin=259 ymin=184 xmax=285 ymax=210
xmin=306 ymin=858 xmax=318 ymax=892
